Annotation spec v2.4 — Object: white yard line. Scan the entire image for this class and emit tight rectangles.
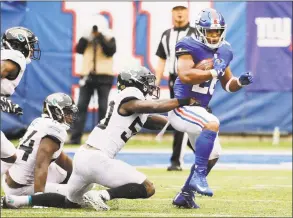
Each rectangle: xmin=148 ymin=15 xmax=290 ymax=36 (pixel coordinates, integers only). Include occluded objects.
xmin=64 ymin=147 xmax=292 ymax=155
xmin=137 ymin=163 xmax=292 ymax=170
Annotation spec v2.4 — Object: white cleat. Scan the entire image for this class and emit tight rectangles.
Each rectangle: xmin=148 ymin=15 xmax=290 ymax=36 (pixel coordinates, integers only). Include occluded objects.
xmin=83 ymin=190 xmax=110 ymax=211
xmin=1 ymin=196 xmax=20 ymax=209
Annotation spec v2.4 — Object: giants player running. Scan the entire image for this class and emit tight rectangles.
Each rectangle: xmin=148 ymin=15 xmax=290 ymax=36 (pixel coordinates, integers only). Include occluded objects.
xmin=2 ymin=66 xmax=197 ymax=210
xmin=1 ymin=27 xmax=41 ymax=177
xmin=2 ymin=93 xmax=78 ymax=196
xmin=170 ymin=8 xmax=253 ymax=208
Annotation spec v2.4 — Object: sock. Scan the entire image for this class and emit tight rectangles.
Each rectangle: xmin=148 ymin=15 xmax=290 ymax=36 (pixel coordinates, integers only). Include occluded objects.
xmin=107 ymin=183 xmax=147 ymax=200
xmin=8 ymin=196 xmax=30 ymax=208
xmin=44 ymin=183 xmax=68 ymax=196
xmin=207 ymin=158 xmax=219 ymax=176
xmin=181 ymin=164 xmax=195 ymax=192
xmin=194 ymin=130 xmax=217 ymax=168
xmin=31 ymin=193 xmax=80 ymax=208
xmin=1 ymin=161 xmax=13 ymax=176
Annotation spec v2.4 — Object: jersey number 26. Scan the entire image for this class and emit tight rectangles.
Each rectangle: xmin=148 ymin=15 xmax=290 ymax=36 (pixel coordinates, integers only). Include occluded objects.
xmin=192 ymin=78 xmax=218 ymax=95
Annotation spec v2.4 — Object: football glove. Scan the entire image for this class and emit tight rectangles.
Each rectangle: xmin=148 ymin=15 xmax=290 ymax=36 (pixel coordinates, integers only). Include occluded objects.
xmin=0 ymin=96 xmax=23 ymax=115
xmin=237 ymin=72 xmax=254 ymax=86
xmin=210 ymin=58 xmax=226 ymax=78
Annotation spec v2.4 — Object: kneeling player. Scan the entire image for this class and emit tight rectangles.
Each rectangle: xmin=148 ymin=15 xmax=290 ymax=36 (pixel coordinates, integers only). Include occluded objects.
xmin=2 ymin=66 xmax=197 ymax=210
xmin=2 ymin=93 xmax=78 ymax=196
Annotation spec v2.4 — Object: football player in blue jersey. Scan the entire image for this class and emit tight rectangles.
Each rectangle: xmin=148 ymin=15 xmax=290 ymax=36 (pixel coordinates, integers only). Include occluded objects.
xmin=169 ymin=8 xmax=253 ymax=209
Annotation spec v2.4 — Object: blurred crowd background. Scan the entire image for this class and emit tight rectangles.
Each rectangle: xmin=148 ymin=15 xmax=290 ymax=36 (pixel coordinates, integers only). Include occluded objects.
xmin=1 ymin=1 xmax=292 ymax=138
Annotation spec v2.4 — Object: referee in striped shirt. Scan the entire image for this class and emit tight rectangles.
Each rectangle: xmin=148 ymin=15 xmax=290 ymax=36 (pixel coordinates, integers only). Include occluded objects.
xmin=155 ymin=2 xmax=195 ymax=171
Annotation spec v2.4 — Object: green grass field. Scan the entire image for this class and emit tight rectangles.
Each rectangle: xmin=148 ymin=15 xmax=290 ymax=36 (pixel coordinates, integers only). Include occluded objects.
xmin=1 ymin=169 xmax=292 ymax=217
xmin=121 ymin=137 xmax=292 ymax=151
xmin=3 ymin=136 xmax=292 ymax=217
xmin=10 ymin=136 xmax=291 ymax=151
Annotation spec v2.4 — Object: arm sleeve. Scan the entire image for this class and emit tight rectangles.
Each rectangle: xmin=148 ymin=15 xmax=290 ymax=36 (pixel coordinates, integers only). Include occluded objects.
xmin=155 ymin=33 xmax=167 ymax=60
xmin=100 ymin=35 xmax=117 ymax=57
xmin=156 ymin=41 xmax=167 ymax=60
xmin=75 ymin=37 xmax=89 ymax=54
xmin=44 ymin=123 xmax=67 ymax=145
xmin=175 ymin=40 xmax=192 ymax=57
xmin=123 ymin=87 xmax=145 ymax=100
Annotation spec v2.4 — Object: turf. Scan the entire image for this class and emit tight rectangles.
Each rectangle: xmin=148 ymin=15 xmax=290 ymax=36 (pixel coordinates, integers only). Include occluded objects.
xmin=1 ymin=169 xmax=292 ymax=217
xmin=11 ymin=137 xmax=292 ymax=151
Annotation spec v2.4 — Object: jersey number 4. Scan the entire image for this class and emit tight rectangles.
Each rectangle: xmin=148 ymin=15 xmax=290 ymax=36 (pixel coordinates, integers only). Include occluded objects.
xmin=19 ymin=130 xmax=37 ymax=161
xmin=192 ymin=78 xmax=218 ymax=95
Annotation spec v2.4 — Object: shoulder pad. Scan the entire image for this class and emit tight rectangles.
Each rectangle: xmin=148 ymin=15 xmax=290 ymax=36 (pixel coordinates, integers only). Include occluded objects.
xmin=1 ymin=49 xmax=26 ymax=72
xmin=120 ymin=87 xmax=145 ymax=101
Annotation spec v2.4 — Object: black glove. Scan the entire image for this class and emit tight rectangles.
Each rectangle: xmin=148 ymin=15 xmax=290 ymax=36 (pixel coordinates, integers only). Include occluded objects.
xmin=0 ymin=96 xmax=23 ymax=115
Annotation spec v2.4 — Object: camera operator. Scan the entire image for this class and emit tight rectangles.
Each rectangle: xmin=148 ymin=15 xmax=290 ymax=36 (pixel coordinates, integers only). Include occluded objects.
xmin=69 ymin=25 xmax=116 ymax=145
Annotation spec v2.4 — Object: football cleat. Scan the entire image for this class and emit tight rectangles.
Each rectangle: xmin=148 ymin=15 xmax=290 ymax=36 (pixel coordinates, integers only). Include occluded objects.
xmin=189 ymin=166 xmax=213 ymax=197
xmin=173 ymin=191 xmax=199 ymax=209
xmin=167 ymin=164 xmax=182 ymax=171
xmin=83 ymin=190 xmax=110 ymax=211
xmin=1 ymin=196 xmax=19 ymax=209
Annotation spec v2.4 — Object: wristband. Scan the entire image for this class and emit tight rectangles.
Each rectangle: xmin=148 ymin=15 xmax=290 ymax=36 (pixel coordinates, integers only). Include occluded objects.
xmin=210 ymin=69 xmax=218 ymax=78
xmin=236 ymin=78 xmax=243 ymax=87
xmin=177 ymin=98 xmax=190 ymax=107
xmin=225 ymin=77 xmax=237 ymax=92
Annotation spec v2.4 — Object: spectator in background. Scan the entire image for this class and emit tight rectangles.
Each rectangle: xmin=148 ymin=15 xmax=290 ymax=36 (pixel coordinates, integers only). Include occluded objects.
xmin=69 ymin=24 xmax=116 ymax=145
xmin=155 ymin=2 xmax=195 ymax=171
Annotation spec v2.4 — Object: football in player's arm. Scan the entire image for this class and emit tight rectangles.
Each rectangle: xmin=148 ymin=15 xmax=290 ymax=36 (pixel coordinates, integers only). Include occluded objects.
xmin=170 ymin=8 xmax=253 ymax=209
xmin=176 ymin=49 xmax=253 ymax=92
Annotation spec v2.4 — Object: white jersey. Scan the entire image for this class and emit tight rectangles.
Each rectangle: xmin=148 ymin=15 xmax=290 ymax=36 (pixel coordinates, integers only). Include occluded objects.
xmin=86 ymin=87 xmax=148 ymax=158
xmin=1 ymin=49 xmax=26 ymax=96
xmin=8 ymin=115 xmax=68 ymax=185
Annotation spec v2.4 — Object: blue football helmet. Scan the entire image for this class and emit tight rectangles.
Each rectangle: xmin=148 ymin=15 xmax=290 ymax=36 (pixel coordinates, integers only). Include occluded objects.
xmin=194 ymin=8 xmax=227 ymax=49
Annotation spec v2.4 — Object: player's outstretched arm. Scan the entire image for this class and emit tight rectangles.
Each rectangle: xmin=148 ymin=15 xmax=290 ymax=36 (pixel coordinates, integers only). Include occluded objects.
xmin=55 ymin=151 xmax=73 ymax=184
xmin=143 ymin=115 xmax=170 ymax=130
xmin=220 ymin=66 xmax=253 ymax=92
xmin=34 ymin=137 xmax=60 ymax=193
xmin=177 ymin=54 xmax=214 ymax=85
xmin=119 ymin=98 xmax=196 ymax=115
xmin=0 ymin=60 xmax=20 ymax=79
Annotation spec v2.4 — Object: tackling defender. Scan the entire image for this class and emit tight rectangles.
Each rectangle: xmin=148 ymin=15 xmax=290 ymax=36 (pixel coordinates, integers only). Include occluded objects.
xmin=2 ymin=66 xmax=197 ymax=210
xmin=170 ymin=8 xmax=253 ymax=208
xmin=1 ymin=27 xmax=41 ymax=176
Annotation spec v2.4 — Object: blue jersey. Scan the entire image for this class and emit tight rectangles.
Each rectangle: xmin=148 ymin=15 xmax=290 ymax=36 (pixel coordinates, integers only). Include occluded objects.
xmin=174 ymin=36 xmax=233 ymax=107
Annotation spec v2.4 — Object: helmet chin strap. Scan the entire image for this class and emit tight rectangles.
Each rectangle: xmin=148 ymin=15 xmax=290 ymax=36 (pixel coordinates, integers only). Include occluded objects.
xmin=4 ymin=40 xmax=14 ymax=50
xmin=46 ymin=103 xmax=53 ymax=119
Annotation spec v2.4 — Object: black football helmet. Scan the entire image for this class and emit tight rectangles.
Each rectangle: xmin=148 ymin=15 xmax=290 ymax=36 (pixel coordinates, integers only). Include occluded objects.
xmin=117 ymin=66 xmax=160 ymax=98
xmin=43 ymin=93 xmax=78 ymax=128
xmin=2 ymin=26 xmax=41 ymax=61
